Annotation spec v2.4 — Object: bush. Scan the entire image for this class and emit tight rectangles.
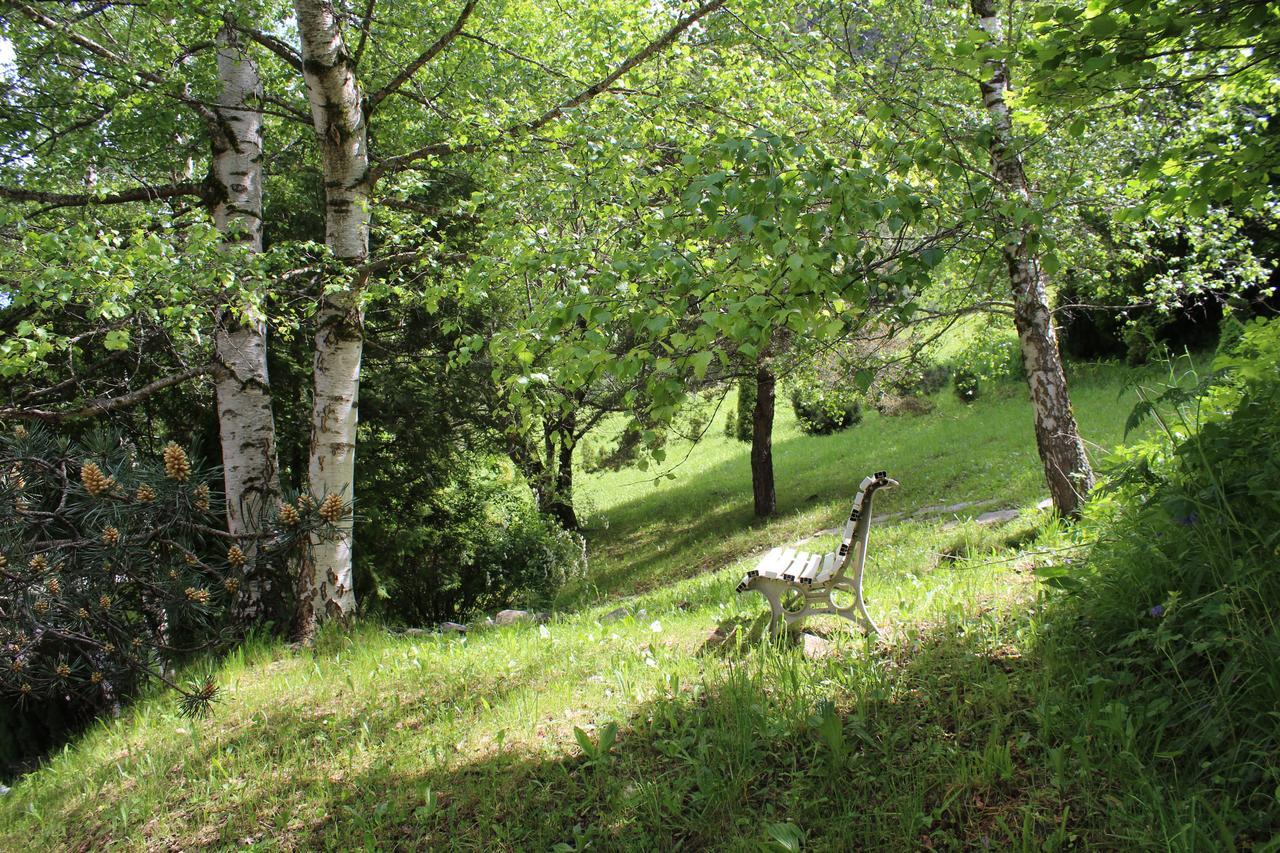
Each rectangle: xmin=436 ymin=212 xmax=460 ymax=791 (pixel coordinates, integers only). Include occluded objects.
xmin=359 ymin=457 xmax=585 ymax=625
xmin=724 ymin=376 xmax=756 ymax=442
xmin=1049 ymin=318 xmax=1280 ymax=835
xmin=789 ymin=382 xmax=863 ymax=435
xmin=952 ymin=367 xmax=980 ymax=402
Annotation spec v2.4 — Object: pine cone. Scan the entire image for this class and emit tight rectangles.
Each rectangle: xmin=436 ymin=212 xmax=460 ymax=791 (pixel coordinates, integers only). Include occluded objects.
xmin=0 ymin=554 xmax=6 ymax=570
xmin=99 ymin=595 xmax=111 ymax=610
xmin=185 ymin=587 xmax=210 ymax=604
xmin=194 ymin=483 xmax=210 ymax=512
xmin=135 ymin=484 xmax=157 ymax=503
xmin=29 ymin=554 xmax=48 ymax=573
xmin=33 ymin=599 xmax=48 ymax=615
xmin=81 ymin=461 xmax=113 ymax=497
xmin=46 ymin=578 xmax=60 ymax=596
xmin=278 ymin=502 xmax=300 ymax=526
xmin=224 ymin=577 xmax=240 ymax=594
xmin=13 ymin=424 xmax=27 ymax=440
xmin=319 ymin=493 xmax=344 ymax=523
xmin=297 ymin=493 xmax=316 ymax=511
xmin=162 ymin=442 xmax=191 ymax=482
xmin=102 ymin=526 xmax=121 ymax=547
xmin=226 ymin=545 xmax=246 ymax=569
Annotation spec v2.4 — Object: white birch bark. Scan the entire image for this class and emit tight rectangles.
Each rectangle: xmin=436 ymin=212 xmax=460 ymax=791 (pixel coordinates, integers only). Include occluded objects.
xmin=294 ymin=0 xmax=370 ymax=632
xmin=970 ymin=0 xmax=1095 ymax=518
xmin=210 ymin=25 xmax=282 ymax=622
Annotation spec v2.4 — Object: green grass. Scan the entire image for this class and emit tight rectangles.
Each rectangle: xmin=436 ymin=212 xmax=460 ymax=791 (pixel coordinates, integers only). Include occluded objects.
xmin=0 ymin=364 xmax=1217 ymax=849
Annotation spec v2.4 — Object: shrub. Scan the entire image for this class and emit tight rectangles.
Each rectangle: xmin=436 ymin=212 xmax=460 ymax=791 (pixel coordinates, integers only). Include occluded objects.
xmin=952 ymin=367 xmax=980 ymax=402
xmin=1049 ymin=318 xmax=1280 ymax=835
xmin=789 ymin=383 xmax=863 ymax=435
xmin=359 ymin=457 xmax=586 ymax=625
xmin=724 ymin=376 xmax=756 ymax=442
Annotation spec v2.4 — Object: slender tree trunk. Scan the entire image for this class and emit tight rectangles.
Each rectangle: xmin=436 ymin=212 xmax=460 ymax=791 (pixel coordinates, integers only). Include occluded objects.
xmin=751 ymin=363 xmax=776 ymax=517
xmin=294 ymin=0 xmax=370 ymax=634
xmin=548 ymin=409 xmax=579 ymax=530
xmin=210 ymin=25 xmax=282 ymax=624
xmin=970 ymin=0 xmax=1094 ymax=518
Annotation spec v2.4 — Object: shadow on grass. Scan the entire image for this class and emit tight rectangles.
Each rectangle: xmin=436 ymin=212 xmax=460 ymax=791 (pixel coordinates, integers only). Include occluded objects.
xmin=194 ymin=623 xmax=1130 ymax=850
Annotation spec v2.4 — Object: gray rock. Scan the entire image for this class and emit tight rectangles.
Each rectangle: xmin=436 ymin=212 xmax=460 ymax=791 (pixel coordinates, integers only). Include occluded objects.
xmin=1036 ymin=498 xmax=1053 ymax=511
xmin=494 ymin=609 xmax=532 ymax=625
xmin=975 ymin=509 xmax=1021 ymax=526
xmin=439 ymin=622 xmax=468 ymax=633
xmin=600 ymin=607 xmax=631 ymax=624
xmin=0 ymin=783 xmax=9 ymax=796
xmin=402 ymin=628 xmax=429 ymax=637
xmin=800 ymin=633 xmax=834 ymax=660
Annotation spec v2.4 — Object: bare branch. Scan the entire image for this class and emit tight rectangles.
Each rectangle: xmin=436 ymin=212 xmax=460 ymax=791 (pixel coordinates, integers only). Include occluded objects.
xmin=366 ymin=0 xmax=477 ymax=112
xmin=233 ymin=24 xmax=304 ymax=73
xmin=373 ymin=0 xmax=726 ymax=179
xmin=0 ymin=364 xmax=214 ymax=422
xmin=0 ymin=181 xmax=208 ymax=210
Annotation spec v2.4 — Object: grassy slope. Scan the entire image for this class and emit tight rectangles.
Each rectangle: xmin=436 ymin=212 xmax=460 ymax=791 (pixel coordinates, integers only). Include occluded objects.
xmin=0 ymin=366 xmax=1182 ymax=850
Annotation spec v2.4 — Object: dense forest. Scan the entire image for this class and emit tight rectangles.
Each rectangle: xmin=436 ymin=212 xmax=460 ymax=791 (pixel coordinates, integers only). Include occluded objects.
xmin=0 ymin=0 xmax=1277 ymax=847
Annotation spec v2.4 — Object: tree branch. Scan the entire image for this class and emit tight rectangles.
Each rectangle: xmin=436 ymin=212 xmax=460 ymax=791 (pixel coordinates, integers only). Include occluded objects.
xmin=0 ymin=364 xmax=214 ymax=422
xmin=366 ymin=0 xmax=477 ymax=112
xmin=373 ymin=0 xmax=726 ymax=179
xmin=0 ymin=181 xmax=208 ymax=210
xmin=233 ymin=24 xmax=304 ymax=73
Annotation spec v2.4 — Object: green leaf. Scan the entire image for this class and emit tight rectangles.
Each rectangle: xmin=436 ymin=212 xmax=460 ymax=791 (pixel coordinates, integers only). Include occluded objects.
xmin=103 ymin=329 xmax=131 ymax=351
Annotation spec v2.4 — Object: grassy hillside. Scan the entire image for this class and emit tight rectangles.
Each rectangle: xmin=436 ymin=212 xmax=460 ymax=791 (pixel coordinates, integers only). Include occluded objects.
xmin=0 ymin=365 xmax=1206 ymax=850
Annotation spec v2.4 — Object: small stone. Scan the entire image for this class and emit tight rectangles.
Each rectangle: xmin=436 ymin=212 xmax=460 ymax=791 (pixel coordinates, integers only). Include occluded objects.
xmin=1036 ymin=498 xmax=1053 ymax=511
xmin=494 ymin=609 xmax=531 ymax=626
xmin=0 ymin=783 xmax=9 ymax=796
xmin=600 ymin=607 xmax=631 ymax=624
xmin=439 ymin=622 xmax=467 ymax=634
xmin=402 ymin=628 xmax=428 ymax=637
xmin=800 ymin=633 xmax=834 ymax=660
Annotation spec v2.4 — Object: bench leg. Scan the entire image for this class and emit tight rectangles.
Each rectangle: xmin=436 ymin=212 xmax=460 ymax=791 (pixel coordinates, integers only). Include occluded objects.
xmin=829 ymin=579 xmax=879 ymax=637
xmin=746 ymin=578 xmax=787 ymax=638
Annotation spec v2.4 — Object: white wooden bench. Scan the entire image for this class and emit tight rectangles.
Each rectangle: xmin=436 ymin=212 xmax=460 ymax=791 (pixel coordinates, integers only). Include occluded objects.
xmin=736 ymin=471 xmax=898 ymax=638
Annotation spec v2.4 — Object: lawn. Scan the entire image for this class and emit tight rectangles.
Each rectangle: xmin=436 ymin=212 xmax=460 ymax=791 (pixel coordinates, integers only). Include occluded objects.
xmin=0 ymin=363 xmax=1208 ymax=850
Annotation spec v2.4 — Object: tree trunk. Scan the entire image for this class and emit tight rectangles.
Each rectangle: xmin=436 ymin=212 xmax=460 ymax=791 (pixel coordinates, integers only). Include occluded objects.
xmin=547 ymin=411 xmax=579 ymax=530
xmin=751 ymin=363 xmax=776 ymax=517
xmin=210 ymin=25 xmax=282 ymax=624
xmin=293 ymin=0 xmax=370 ymax=635
xmin=970 ymin=0 xmax=1095 ymax=518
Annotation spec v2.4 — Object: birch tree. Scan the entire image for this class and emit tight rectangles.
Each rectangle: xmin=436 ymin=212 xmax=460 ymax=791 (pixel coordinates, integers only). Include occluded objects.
xmin=969 ymin=0 xmax=1095 ymax=517
xmin=210 ymin=25 xmax=283 ymax=623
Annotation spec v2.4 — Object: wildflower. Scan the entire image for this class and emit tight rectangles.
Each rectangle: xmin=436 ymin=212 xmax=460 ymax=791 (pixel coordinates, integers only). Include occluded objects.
xmin=81 ymin=461 xmax=113 ymax=496
xmin=319 ymin=493 xmax=344 ymax=523
xmin=1149 ymin=604 xmax=1165 ymax=618
xmin=162 ymin=442 xmax=191 ymax=482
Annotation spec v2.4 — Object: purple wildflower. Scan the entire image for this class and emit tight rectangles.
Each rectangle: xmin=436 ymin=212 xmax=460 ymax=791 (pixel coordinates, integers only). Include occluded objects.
xmin=1175 ymin=511 xmax=1199 ymax=527
xmin=1149 ymin=604 xmax=1165 ymax=618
